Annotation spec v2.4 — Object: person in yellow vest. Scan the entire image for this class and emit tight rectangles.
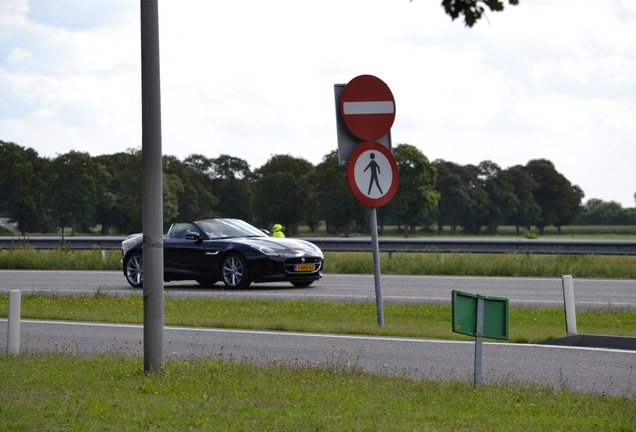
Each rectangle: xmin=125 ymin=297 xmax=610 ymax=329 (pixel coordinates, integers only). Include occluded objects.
xmin=272 ymin=223 xmax=285 ymax=238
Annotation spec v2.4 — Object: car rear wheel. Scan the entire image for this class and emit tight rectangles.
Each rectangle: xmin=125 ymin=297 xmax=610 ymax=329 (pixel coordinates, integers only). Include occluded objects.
xmin=124 ymin=252 xmax=143 ymax=288
xmin=221 ymin=254 xmax=251 ymax=289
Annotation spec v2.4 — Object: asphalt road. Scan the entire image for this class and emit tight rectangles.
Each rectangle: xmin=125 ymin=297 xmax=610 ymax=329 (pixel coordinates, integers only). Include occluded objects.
xmin=2 ymin=270 xmax=635 ymax=396
xmin=1 ymin=318 xmax=635 ymax=396
xmin=1 ymin=270 xmax=636 ymax=309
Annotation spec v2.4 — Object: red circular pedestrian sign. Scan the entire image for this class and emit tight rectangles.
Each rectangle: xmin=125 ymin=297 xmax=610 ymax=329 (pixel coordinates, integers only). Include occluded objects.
xmin=346 ymin=141 xmax=399 ymax=208
xmin=340 ymin=75 xmax=396 ymax=141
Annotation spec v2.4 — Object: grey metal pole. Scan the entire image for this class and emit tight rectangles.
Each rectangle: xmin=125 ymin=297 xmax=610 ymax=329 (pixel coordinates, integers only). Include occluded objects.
xmin=474 ymin=297 xmax=484 ymax=389
xmin=370 ymin=207 xmax=384 ymax=326
xmin=140 ymin=0 xmax=164 ymax=374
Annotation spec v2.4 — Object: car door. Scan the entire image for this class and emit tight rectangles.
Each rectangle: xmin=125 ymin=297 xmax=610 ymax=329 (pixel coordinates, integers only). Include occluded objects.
xmin=164 ymin=224 xmax=211 ymax=278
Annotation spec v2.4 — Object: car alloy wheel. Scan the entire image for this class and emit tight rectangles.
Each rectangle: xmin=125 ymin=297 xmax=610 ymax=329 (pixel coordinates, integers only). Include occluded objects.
xmin=124 ymin=252 xmax=143 ymax=288
xmin=222 ymin=254 xmax=250 ymax=289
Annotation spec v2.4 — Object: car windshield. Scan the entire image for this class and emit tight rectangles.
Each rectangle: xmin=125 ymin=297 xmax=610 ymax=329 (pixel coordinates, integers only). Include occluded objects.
xmin=196 ymin=219 xmax=268 ymax=239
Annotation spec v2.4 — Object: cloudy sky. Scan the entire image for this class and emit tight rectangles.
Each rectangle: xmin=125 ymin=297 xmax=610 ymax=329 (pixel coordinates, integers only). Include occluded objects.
xmin=1 ymin=0 xmax=635 ymax=207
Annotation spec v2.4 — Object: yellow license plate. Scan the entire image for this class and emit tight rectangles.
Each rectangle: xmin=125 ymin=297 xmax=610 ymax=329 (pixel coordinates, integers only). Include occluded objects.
xmin=295 ymin=263 xmax=316 ymax=272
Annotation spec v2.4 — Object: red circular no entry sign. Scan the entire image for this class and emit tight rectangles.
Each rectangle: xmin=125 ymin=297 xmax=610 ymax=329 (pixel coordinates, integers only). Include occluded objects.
xmin=340 ymin=74 xmax=396 ymax=141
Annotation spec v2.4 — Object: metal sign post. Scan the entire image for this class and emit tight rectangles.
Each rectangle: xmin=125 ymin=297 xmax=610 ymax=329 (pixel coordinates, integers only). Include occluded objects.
xmin=369 ymin=207 xmax=384 ymax=326
xmin=474 ymin=297 xmax=484 ymax=388
xmin=452 ymin=290 xmax=509 ymax=389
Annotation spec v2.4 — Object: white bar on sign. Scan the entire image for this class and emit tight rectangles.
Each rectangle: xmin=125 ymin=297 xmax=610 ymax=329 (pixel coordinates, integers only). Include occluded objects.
xmin=343 ymin=101 xmax=394 ymax=115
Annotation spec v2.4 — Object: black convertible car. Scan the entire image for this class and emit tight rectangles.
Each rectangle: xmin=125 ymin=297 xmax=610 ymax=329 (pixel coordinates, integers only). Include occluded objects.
xmin=121 ymin=218 xmax=324 ymax=289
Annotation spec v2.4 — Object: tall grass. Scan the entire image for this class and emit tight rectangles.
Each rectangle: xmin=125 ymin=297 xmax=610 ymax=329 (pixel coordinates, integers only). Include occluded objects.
xmin=324 ymin=251 xmax=636 ymax=278
xmin=0 ymin=247 xmax=121 ymax=270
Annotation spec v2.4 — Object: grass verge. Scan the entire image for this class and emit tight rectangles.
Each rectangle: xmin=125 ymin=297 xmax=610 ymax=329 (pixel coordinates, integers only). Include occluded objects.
xmin=1 ymin=353 xmax=635 ymax=431
xmin=325 ymin=251 xmax=636 ymax=279
xmin=2 ymin=294 xmax=635 ymax=343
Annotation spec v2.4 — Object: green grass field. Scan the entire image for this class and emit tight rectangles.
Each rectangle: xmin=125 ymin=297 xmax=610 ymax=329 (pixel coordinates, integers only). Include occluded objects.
xmin=2 ymin=353 xmax=635 ymax=431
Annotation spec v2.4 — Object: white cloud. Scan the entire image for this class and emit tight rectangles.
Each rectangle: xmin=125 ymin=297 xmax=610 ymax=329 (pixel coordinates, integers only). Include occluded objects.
xmin=0 ymin=0 xmax=635 ymax=207
xmin=6 ymin=47 xmax=31 ymax=65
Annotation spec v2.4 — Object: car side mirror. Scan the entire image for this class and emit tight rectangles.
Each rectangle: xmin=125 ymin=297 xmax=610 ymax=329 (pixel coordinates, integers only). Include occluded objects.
xmin=185 ymin=232 xmax=203 ymax=243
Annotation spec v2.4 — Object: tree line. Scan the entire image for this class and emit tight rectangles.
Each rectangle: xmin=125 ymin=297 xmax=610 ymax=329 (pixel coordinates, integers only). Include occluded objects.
xmin=1 ymin=140 xmax=634 ymax=237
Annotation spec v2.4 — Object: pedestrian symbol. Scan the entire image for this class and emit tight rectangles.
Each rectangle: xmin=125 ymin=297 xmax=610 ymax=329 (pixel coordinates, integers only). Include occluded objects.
xmin=364 ymin=153 xmax=383 ymax=195
xmin=346 ymin=141 xmax=399 ymax=208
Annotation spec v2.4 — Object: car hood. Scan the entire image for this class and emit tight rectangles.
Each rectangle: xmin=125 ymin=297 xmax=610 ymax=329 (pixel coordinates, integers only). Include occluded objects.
xmin=233 ymin=237 xmax=323 ymax=257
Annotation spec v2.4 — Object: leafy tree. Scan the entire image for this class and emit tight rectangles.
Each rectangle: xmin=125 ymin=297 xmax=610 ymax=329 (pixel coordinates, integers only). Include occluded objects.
xmin=434 ymin=160 xmax=488 ymax=234
xmin=388 ymin=144 xmax=439 ymax=236
xmin=433 ymin=160 xmax=466 ymax=234
xmin=478 ymin=161 xmax=518 ymax=234
xmin=183 ymin=154 xmax=253 ymax=221
xmin=209 ymin=155 xmax=253 ymax=221
xmin=311 ymin=151 xmax=366 ymax=236
xmin=456 ymin=163 xmax=489 ymax=234
xmin=161 ymin=156 xmax=185 ymax=226
xmin=439 ymin=0 xmax=520 ymax=27
xmin=502 ymin=165 xmax=540 ymax=235
xmin=182 ymin=153 xmax=212 ymax=175
xmin=252 ymin=154 xmax=315 ymax=234
xmin=0 ymin=141 xmax=49 ymax=234
xmin=91 ymin=170 xmax=117 ymax=235
xmin=554 ymin=184 xmax=584 ymax=234
xmin=523 ymin=159 xmax=583 ymax=234
xmin=95 ymin=150 xmax=143 ymax=234
xmin=45 ymin=150 xmax=110 ymax=236
xmin=575 ymin=199 xmax=636 ymax=225
xmin=163 ymin=155 xmax=217 ymax=225
xmin=302 ymin=179 xmax=322 ymax=234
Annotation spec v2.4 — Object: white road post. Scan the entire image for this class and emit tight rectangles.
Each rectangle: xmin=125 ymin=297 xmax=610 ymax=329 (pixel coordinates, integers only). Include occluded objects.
xmin=7 ymin=289 xmax=21 ymax=355
xmin=562 ymin=275 xmax=577 ymax=336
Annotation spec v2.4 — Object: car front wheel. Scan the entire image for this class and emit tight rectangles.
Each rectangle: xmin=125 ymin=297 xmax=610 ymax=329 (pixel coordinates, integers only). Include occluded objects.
xmin=221 ymin=254 xmax=250 ymax=289
xmin=124 ymin=252 xmax=143 ymax=288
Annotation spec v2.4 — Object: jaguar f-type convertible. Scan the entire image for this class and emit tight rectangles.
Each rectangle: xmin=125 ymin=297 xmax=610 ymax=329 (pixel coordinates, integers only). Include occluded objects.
xmin=121 ymin=218 xmax=324 ymax=289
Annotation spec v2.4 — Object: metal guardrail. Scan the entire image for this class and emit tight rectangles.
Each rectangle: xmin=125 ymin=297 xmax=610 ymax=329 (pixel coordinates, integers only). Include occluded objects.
xmin=1 ymin=236 xmax=635 ymax=255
